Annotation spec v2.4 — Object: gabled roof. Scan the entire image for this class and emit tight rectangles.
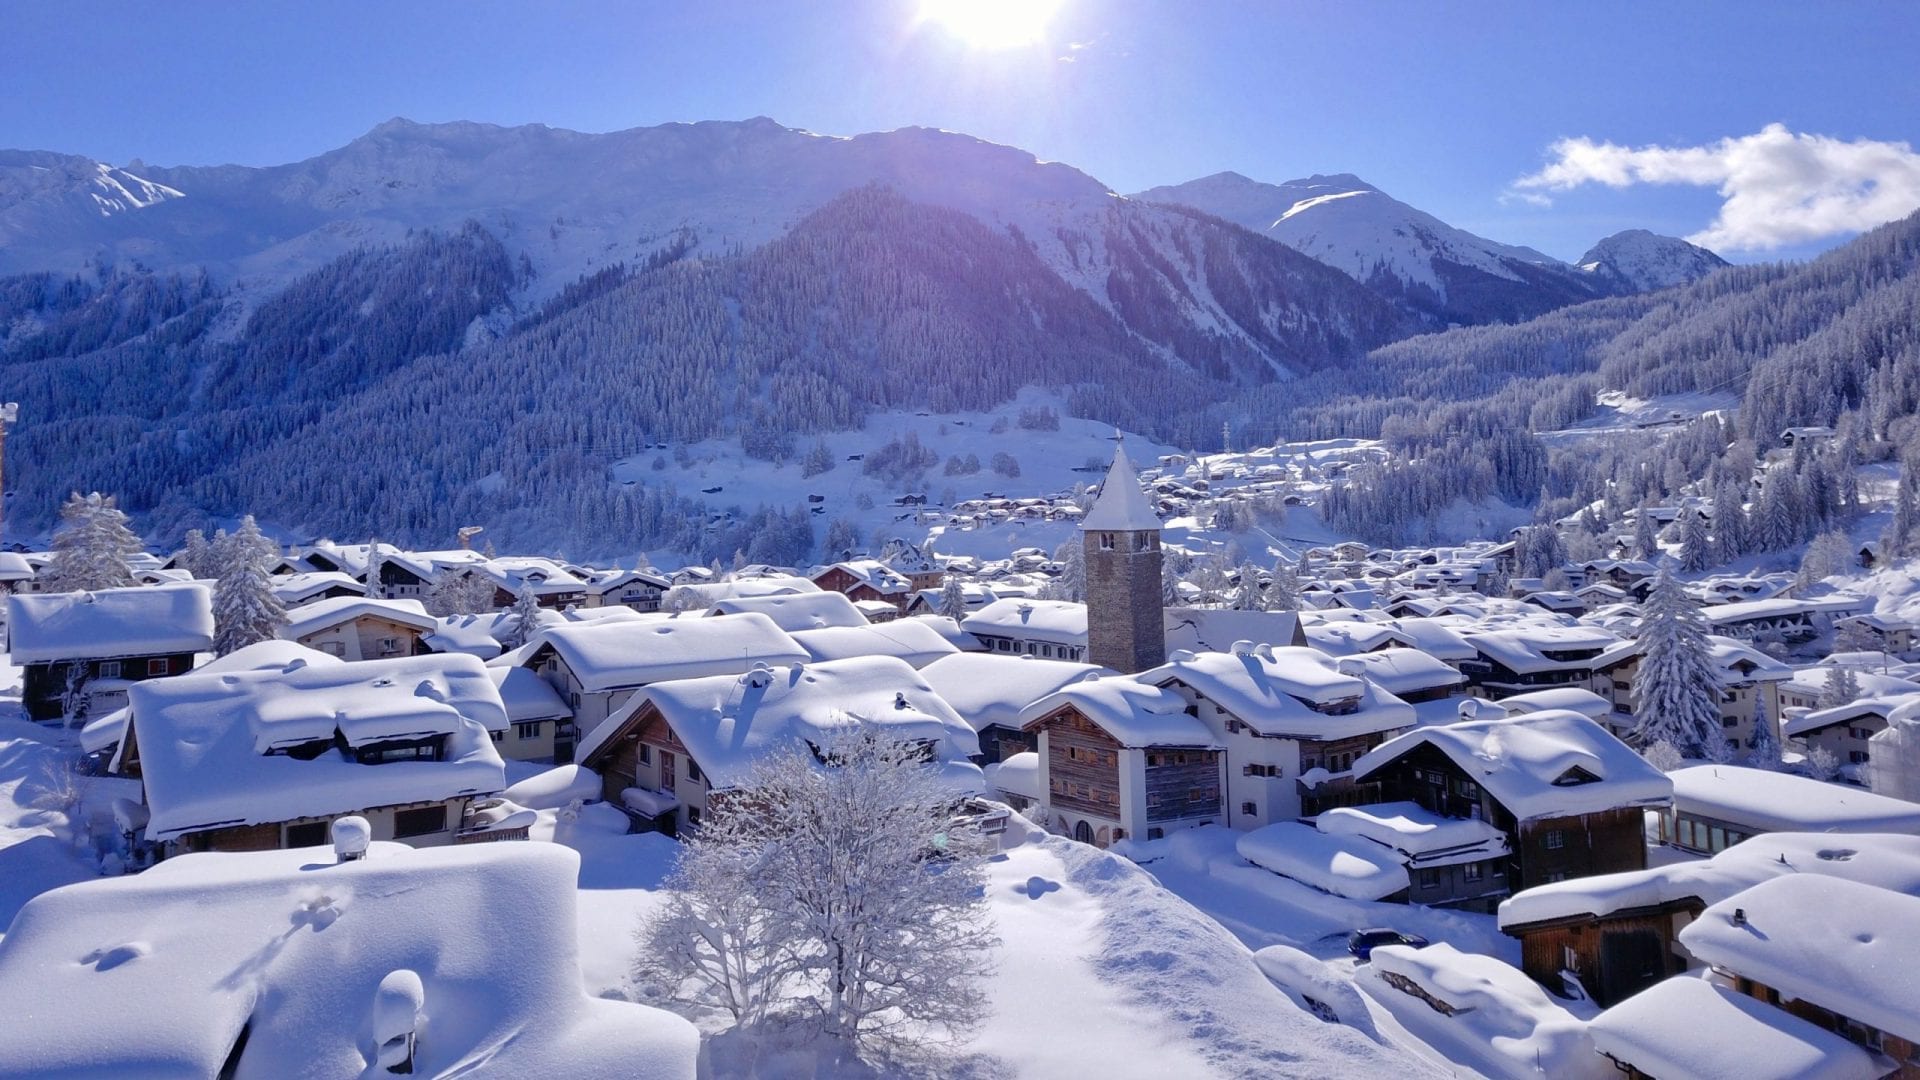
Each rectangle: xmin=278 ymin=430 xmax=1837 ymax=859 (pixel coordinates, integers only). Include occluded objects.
xmin=961 ymin=597 xmax=1088 ymax=645
xmin=270 ymin=570 xmax=364 ymax=604
xmin=281 ymin=596 xmax=437 ymax=640
xmin=815 ymin=559 xmax=914 ymax=596
xmin=580 ymin=656 xmax=981 ymax=791
xmin=790 ymin=621 xmax=959 ymax=668
xmin=707 ymin=590 xmax=869 ymax=631
xmin=1141 ymin=646 xmax=1416 ymax=741
xmin=527 ymin=612 xmax=808 ymax=693
xmin=1354 ymin=710 xmax=1672 ymax=822
xmin=1019 ymin=676 xmax=1219 ymax=749
xmin=6 ymin=582 xmax=214 ymax=664
xmin=920 ymin=653 xmax=1110 ymax=732
xmin=1587 ymin=976 xmax=1886 ymax=1080
xmin=1081 ymin=443 xmax=1161 ymax=531
xmin=487 ymin=665 xmax=572 ymax=724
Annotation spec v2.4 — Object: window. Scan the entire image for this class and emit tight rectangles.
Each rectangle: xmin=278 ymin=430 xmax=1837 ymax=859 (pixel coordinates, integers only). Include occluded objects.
xmin=514 ymin=721 xmax=542 ymax=740
xmin=1241 ymin=801 xmax=1257 ymax=816
xmin=638 ymin=744 xmax=652 ymax=765
xmin=686 ymin=808 xmax=701 ymax=829
xmin=489 ymin=729 xmax=504 ymax=743
xmin=379 ymin=637 xmax=402 ymax=656
xmin=1462 ymin=863 xmax=1483 ymax=883
xmin=1543 ymin=829 xmax=1566 ymax=850
xmin=393 ymin=805 xmax=447 ymax=838
xmin=147 ymin=657 xmax=170 ymax=676
xmin=319 ymin=641 xmax=347 ymax=657
xmin=1099 ymin=532 xmax=1115 ymax=551
xmin=1147 ymin=827 xmax=1164 ymax=840
xmin=1562 ymin=945 xmax=1581 ymax=973
xmin=687 ymin=759 xmax=703 ymax=783
xmin=1416 ymin=869 xmax=1440 ymax=890
xmin=285 ymin=821 xmax=328 ymax=848
xmin=98 ymin=660 xmax=121 ymax=678
xmin=569 ymin=692 xmax=580 ymax=709
xmin=1722 ymin=715 xmax=1740 ymax=727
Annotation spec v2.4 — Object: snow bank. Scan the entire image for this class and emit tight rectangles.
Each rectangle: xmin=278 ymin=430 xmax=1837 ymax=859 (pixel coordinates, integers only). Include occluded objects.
xmin=503 ymin=763 xmax=602 ymax=810
xmin=1588 ymin=975 xmax=1886 ymax=1080
xmin=1237 ymin=821 xmax=1410 ymax=900
xmin=1364 ymin=942 xmax=1609 ymax=1080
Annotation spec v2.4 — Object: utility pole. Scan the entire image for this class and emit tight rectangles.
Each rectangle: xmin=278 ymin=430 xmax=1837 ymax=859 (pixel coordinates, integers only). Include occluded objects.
xmin=0 ymin=403 xmax=18 ymax=548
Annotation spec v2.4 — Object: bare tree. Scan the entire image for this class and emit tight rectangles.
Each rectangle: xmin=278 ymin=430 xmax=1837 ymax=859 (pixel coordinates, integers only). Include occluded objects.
xmin=635 ymin=826 xmax=802 ymax=1027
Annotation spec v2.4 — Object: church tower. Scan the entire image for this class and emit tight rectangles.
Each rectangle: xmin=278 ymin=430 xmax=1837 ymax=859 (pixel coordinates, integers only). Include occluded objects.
xmin=1082 ymin=438 xmax=1165 ymax=674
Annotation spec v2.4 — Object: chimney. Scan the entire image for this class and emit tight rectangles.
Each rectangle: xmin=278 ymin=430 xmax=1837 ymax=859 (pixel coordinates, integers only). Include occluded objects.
xmin=374 ymin=969 xmax=425 ymax=1074
xmin=1731 ymin=907 xmax=1747 ymax=927
xmin=331 ymin=816 xmax=372 ymax=863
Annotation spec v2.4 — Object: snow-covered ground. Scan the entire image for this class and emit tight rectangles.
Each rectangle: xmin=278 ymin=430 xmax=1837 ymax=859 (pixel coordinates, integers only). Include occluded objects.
xmin=0 ymin=658 xmax=102 ymax=938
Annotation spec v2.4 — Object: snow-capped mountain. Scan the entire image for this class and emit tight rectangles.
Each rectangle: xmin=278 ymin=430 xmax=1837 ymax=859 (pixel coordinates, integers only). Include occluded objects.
xmin=1576 ymin=229 xmax=1729 ymax=293
xmin=1133 ymin=171 xmax=1613 ymax=325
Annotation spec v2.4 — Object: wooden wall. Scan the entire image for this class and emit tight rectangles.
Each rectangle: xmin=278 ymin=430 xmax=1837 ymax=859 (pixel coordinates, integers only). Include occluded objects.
xmin=1037 ymin=708 xmax=1122 ymax=819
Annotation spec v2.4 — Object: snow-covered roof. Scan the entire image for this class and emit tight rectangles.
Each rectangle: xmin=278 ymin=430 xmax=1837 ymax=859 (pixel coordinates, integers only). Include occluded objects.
xmin=1162 ymin=606 xmax=1304 ymax=654
xmin=1588 ymin=976 xmax=1887 ymax=1080
xmin=6 ymin=582 xmax=214 ymax=664
xmin=984 ymin=751 xmax=1040 ymax=800
xmin=1367 ymin=942 xmax=1602 ymax=1078
xmin=1680 ymin=874 xmax=1920 ymax=1042
xmin=1081 ymin=442 xmax=1161 ymax=531
xmin=281 ymin=595 xmax=437 ymax=640
xmin=816 ymin=559 xmax=914 ymax=596
xmin=1019 ymin=675 xmax=1219 ymax=749
xmin=1143 ymin=645 xmax=1416 ymax=741
xmin=789 ymin=620 xmax=959 ymax=668
xmin=1462 ymin=624 xmax=1620 ymax=674
xmin=961 ymin=597 xmax=1088 ymax=646
xmin=487 ymin=664 xmax=572 ymax=724
xmin=583 ymin=566 xmax=670 ymax=595
xmin=1786 ymin=693 xmax=1920 ymax=737
xmin=270 ymin=570 xmax=363 ymax=604
xmin=0 ymin=551 xmax=33 ymax=581
xmin=130 ymin=651 xmax=507 ymax=840
xmin=1596 ymin=634 xmax=1795 ymax=684
xmin=1354 ymin=710 xmax=1673 ymax=822
xmin=581 ymin=656 xmax=981 ymax=791
xmin=706 ymin=590 xmax=869 ymax=631
xmin=528 ymin=612 xmax=809 ymax=692
xmin=1237 ymin=821 xmax=1410 ymax=900
xmin=1494 ymin=686 xmax=1614 ymax=720
xmin=665 ymin=575 xmax=820 ymax=605
xmin=1670 ymin=765 xmax=1920 ymax=834
xmin=0 ymin=842 xmax=699 ymax=1080
xmin=1315 ymin=801 xmax=1509 ymax=866
xmin=422 ymin=612 xmax=509 ymax=659
xmin=1335 ymin=648 xmax=1466 ymax=696
xmin=920 ymin=652 xmax=1109 ymax=732
xmin=1498 ymin=831 xmax=1920 ymax=930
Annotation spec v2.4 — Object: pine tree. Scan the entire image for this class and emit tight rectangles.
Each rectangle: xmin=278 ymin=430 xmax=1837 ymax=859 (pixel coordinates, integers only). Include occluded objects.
xmin=937 ymin=574 xmax=968 ymax=620
xmin=1817 ymin=664 xmax=1862 ymax=710
xmin=212 ymin=516 xmax=289 ymax=656
xmin=1679 ymin=511 xmax=1711 ymax=573
xmin=179 ymin=528 xmax=215 ymax=580
xmin=1050 ymin=536 xmax=1086 ymax=603
xmin=502 ymin=585 xmax=542 ymax=650
xmin=1710 ymin=481 xmax=1748 ymax=563
xmin=1887 ymin=469 xmax=1920 ymax=559
xmin=1745 ymin=695 xmax=1783 ymax=771
xmin=1633 ymin=505 xmax=1660 ymax=561
xmin=43 ymin=492 xmax=141 ymax=593
xmin=1161 ymin=559 xmax=1183 ymax=606
xmin=1264 ymin=556 xmax=1302 ymax=611
xmin=364 ymin=539 xmax=387 ymax=598
xmin=1632 ymin=565 xmax=1724 ymax=757
xmin=1230 ymin=562 xmax=1262 ymax=610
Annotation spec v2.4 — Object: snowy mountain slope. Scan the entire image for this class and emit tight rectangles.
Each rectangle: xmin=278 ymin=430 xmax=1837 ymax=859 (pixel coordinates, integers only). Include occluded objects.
xmin=1135 ymin=171 xmax=1615 ymax=325
xmin=1576 ymin=229 xmax=1730 ymax=292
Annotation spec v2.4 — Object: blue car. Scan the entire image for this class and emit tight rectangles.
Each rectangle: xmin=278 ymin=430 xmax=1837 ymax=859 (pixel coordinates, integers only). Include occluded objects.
xmin=1346 ymin=928 xmax=1430 ymax=961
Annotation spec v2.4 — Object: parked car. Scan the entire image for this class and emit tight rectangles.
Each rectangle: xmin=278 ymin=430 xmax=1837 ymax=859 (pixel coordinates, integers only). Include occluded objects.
xmin=1346 ymin=928 xmax=1429 ymax=962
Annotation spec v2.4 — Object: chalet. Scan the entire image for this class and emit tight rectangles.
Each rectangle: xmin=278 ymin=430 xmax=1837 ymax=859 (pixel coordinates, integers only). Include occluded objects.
xmin=1498 ymin=831 xmax=1920 ymax=1007
xmin=270 ymin=570 xmax=366 ymax=607
xmin=1837 ymin=612 xmax=1918 ymax=657
xmin=485 ymin=664 xmax=574 ymax=762
xmin=1162 ymin=606 xmax=1308 ymax=654
xmin=122 ymin=648 xmax=510 ymax=856
xmin=1312 ymin=801 xmax=1511 ymax=910
xmin=919 ymin=652 xmax=1109 ymax=761
xmin=1351 ymin=710 xmax=1672 ymax=894
xmin=367 ymin=552 xmax=439 ymax=599
xmin=0 ymin=842 xmax=700 ymax=1079
xmin=962 ymin=597 xmax=1089 ymax=661
xmin=1702 ymin=595 xmax=1866 ymax=644
xmin=1457 ymin=624 xmax=1621 ymax=699
xmin=0 ymin=551 xmax=36 ymax=594
xmin=1659 ymin=764 xmax=1920 ymax=855
xmin=1019 ymin=676 xmax=1224 ymax=847
xmin=581 ymin=567 xmax=670 ymax=611
xmin=576 ymin=656 xmax=983 ymax=836
xmin=1139 ymin=644 xmax=1418 ymax=826
xmin=1780 ymin=424 xmax=1837 ymax=449
xmin=280 ymin=596 xmax=437 ymax=660
xmin=877 ymin=536 xmax=946 ymax=591
xmin=811 ymin=559 xmax=916 ymax=613
xmin=1681 ymin=875 xmax=1920 ymax=1074
xmin=1786 ymin=694 xmax=1920 ymax=771
xmin=903 ymin=581 xmax=999 ymax=617
xmin=1590 ymin=635 xmax=1793 ymax=751
xmin=510 ymin=613 xmax=810 ymax=758
xmin=7 ymin=583 xmax=214 ymax=721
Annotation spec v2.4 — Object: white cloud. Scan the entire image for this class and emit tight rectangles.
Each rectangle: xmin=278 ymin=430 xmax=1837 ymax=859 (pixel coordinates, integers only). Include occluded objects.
xmin=1509 ymin=123 xmax=1920 ymax=251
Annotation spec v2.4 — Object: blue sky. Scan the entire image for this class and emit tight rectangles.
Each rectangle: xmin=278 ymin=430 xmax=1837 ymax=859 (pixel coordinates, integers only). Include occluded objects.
xmin=5 ymin=0 xmax=1917 ymax=262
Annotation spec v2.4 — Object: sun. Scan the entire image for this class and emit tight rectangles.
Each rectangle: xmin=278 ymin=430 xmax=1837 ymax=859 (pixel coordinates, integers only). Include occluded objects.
xmin=919 ymin=0 xmax=1065 ymax=49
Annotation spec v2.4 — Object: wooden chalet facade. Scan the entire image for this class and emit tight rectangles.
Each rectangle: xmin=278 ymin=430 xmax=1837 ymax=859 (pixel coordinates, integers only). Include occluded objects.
xmin=1020 ymin=696 xmax=1223 ymax=848
xmin=584 ymin=701 xmax=704 ymax=836
xmin=1507 ymin=898 xmax=1698 ymax=1007
xmin=23 ymin=651 xmax=195 ymax=722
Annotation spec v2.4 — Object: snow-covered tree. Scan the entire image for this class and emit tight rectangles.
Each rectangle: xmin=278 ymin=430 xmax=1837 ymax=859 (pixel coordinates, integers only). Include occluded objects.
xmin=1631 ymin=565 xmax=1723 ymax=757
xmin=1679 ymin=511 xmax=1711 ymax=573
xmin=1799 ymin=742 xmax=1841 ymax=782
xmin=641 ymin=730 xmax=995 ymax=1053
xmin=212 ymin=516 xmax=289 ymax=656
xmin=936 ymin=575 xmax=968 ymax=620
xmin=1230 ymin=562 xmax=1263 ymax=611
xmin=1632 ymin=505 xmax=1660 ymax=561
xmin=43 ymin=492 xmax=141 ymax=593
xmin=1710 ymin=481 xmax=1748 ymax=563
xmin=1264 ymin=556 xmax=1301 ymax=611
xmin=1048 ymin=537 xmax=1085 ymax=603
xmin=1817 ymin=664 xmax=1862 ymax=710
xmin=1798 ymin=529 xmax=1854 ymax=588
xmin=1641 ymin=739 xmax=1684 ymax=773
xmin=1161 ymin=559 xmax=1183 ymax=606
xmin=178 ymin=528 xmax=216 ymax=579
xmin=1745 ymin=698 xmax=1783 ymax=771
xmin=502 ymin=585 xmax=543 ymax=650
xmin=364 ymin=539 xmax=387 ymax=598
xmin=1886 ymin=470 xmax=1920 ymax=559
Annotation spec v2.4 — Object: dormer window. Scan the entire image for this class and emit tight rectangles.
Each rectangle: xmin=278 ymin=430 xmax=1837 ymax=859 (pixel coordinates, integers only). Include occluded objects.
xmin=1552 ymin=766 xmax=1601 ymax=786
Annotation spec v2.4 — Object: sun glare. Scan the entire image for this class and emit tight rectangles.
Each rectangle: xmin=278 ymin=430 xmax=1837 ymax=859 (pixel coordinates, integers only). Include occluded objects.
xmin=919 ymin=0 xmax=1065 ymax=49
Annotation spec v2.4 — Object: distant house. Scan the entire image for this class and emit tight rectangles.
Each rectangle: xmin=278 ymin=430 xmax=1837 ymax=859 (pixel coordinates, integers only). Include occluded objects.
xmin=1837 ymin=612 xmax=1917 ymax=657
xmin=962 ymin=597 xmax=1089 ymax=661
xmin=1498 ymin=831 xmax=1920 ymax=1007
xmin=1590 ymin=635 xmax=1793 ymax=751
xmin=1458 ymin=625 xmax=1621 ymax=699
xmin=474 ymin=557 xmax=590 ymax=609
xmin=280 ymin=596 xmax=437 ymax=661
xmin=0 ymin=552 xmax=37 ymax=594
xmin=485 ymin=665 xmax=574 ymax=763
xmin=1351 ymin=710 xmax=1672 ymax=894
xmin=705 ymin=590 xmax=870 ymax=632
xmin=1018 ymin=676 xmax=1224 ymax=847
xmin=270 ymin=571 xmax=366 ymax=607
xmin=789 ymin=620 xmax=959 ymax=669
xmin=7 ymin=583 xmax=214 ymax=721
xmin=811 ymin=559 xmax=917 ymax=613
xmin=1786 ymin=694 xmax=1920 ymax=772
xmin=1701 ymin=595 xmax=1866 ymax=644
xmin=576 ymin=656 xmax=983 ymax=836
xmin=581 ymin=567 xmax=670 ymax=612
xmin=510 ymin=613 xmax=810 ymax=759
xmin=1311 ymin=801 xmax=1511 ymax=910
xmin=1658 ymin=764 xmax=1920 ymax=855
xmin=120 ymin=648 xmax=511 ymax=855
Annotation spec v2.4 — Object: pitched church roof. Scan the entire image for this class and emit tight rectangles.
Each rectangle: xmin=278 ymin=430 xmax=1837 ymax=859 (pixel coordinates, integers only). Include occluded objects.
xmin=1081 ymin=441 xmax=1161 ymax=532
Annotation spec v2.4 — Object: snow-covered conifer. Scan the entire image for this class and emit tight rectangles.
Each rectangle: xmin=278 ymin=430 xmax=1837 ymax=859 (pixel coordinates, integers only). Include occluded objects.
xmin=936 ymin=574 xmax=968 ymax=620
xmin=1632 ymin=505 xmax=1659 ymax=561
xmin=1710 ymin=482 xmax=1747 ymax=563
xmin=178 ymin=528 xmax=215 ymax=580
xmin=1679 ymin=511 xmax=1711 ymax=573
xmin=1631 ymin=565 xmax=1723 ymax=757
xmin=502 ymin=585 xmax=542 ymax=650
xmin=1264 ymin=556 xmax=1301 ymax=611
xmin=1745 ymin=699 xmax=1783 ymax=771
xmin=1231 ymin=562 xmax=1262 ymax=610
xmin=212 ymin=516 xmax=289 ymax=656
xmin=1817 ymin=664 xmax=1862 ymax=710
xmin=1049 ymin=537 xmax=1085 ymax=603
xmin=364 ymin=539 xmax=387 ymax=598
xmin=43 ymin=492 xmax=141 ymax=593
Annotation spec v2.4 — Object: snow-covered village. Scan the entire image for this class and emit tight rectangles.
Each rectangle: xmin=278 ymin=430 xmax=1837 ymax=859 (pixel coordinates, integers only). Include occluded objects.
xmin=7 ymin=4 xmax=1920 ymax=1078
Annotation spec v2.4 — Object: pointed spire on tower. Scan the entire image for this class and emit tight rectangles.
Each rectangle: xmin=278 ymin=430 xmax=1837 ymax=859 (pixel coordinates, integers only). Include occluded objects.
xmin=1082 ymin=436 xmax=1160 ymax=532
